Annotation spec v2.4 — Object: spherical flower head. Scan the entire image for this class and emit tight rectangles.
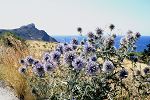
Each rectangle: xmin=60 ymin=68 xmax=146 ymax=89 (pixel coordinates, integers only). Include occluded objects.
xmin=143 ymin=67 xmax=150 ymax=75
xmin=19 ymin=59 xmax=26 ymax=65
xmin=71 ymin=38 xmax=78 ymax=45
xmin=109 ymin=24 xmax=115 ymax=31
xmin=63 ymin=45 xmax=73 ymax=52
xmin=26 ymin=56 xmax=34 ymax=65
xmin=64 ymin=51 xmax=77 ymax=66
xmin=89 ymin=55 xmax=97 ymax=62
xmin=80 ymin=41 xmax=85 ymax=45
xmin=84 ymin=44 xmax=94 ymax=54
xmin=87 ymin=61 xmax=99 ymax=75
xmin=102 ymin=60 xmax=114 ymax=73
xmin=96 ymin=27 xmax=103 ymax=36
xmin=44 ymin=60 xmax=56 ymax=72
xmin=51 ymin=51 xmax=61 ymax=62
xmin=42 ymin=52 xmax=51 ymax=62
xmin=119 ymin=69 xmax=128 ymax=79
xmin=33 ymin=62 xmax=45 ymax=77
xmin=72 ymin=57 xmax=85 ymax=71
xmin=87 ymin=32 xmax=95 ymax=39
xmin=18 ymin=66 xmax=26 ymax=74
xmin=77 ymin=27 xmax=82 ymax=33
xmin=135 ymin=32 xmax=141 ymax=38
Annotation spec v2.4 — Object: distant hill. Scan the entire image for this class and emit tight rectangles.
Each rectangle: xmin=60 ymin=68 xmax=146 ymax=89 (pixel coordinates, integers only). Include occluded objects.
xmin=0 ymin=23 xmax=57 ymax=42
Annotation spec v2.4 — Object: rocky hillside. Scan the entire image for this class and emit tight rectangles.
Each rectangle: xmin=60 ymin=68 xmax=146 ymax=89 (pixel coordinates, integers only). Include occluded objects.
xmin=0 ymin=23 xmax=57 ymax=42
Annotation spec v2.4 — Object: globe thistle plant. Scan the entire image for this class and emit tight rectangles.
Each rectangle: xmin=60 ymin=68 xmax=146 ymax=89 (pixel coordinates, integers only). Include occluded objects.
xmin=119 ymin=69 xmax=128 ymax=79
xmin=102 ymin=60 xmax=114 ymax=73
xmin=64 ymin=51 xmax=77 ymax=66
xmin=18 ymin=66 xmax=26 ymax=74
xmin=72 ymin=57 xmax=85 ymax=71
xmin=87 ymin=61 xmax=99 ymax=75
xmin=33 ymin=62 xmax=45 ymax=77
xmin=44 ymin=60 xmax=56 ymax=72
xmin=26 ymin=56 xmax=34 ymax=65
xmin=50 ymin=51 xmax=61 ymax=62
xmin=71 ymin=38 xmax=78 ymax=45
xmin=42 ymin=52 xmax=51 ymax=62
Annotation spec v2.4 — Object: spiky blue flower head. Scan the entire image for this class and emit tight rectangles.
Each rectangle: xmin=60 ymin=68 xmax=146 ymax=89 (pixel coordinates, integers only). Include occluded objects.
xmin=102 ymin=60 xmax=114 ymax=73
xmin=19 ymin=59 xmax=26 ymax=65
xmin=87 ymin=32 xmax=95 ymax=39
xmin=44 ymin=60 xmax=56 ymax=72
xmin=56 ymin=43 xmax=64 ymax=54
xmin=84 ymin=44 xmax=94 ymax=54
xmin=72 ymin=57 xmax=85 ymax=71
xmin=80 ymin=41 xmax=85 ymax=45
xmin=89 ymin=55 xmax=97 ymax=62
xmin=26 ymin=56 xmax=34 ymax=65
xmin=50 ymin=51 xmax=61 ymax=62
xmin=72 ymin=45 xmax=78 ymax=50
xmin=33 ymin=62 xmax=45 ymax=77
xmin=135 ymin=32 xmax=141 ymax=38
xmin=71 ymin=38 xmax=78 ymax=45
xmin=87 ymin=61 xmax=99 ymax=75
xmin=143 ymin=67 xmax=150 ymax=75
xmin=119 ymin=69 xmax=128 ymax=79
xmin=64 ymin=51 xmax=77 ymax=66
xmin=18 ymin=66 xmax=26 ymax=74
xmin=42 ymin=52 xmax=51 ymax=62
xmin=96 ymin=27 xmax=103 ymax=36
xmin=63 ymin=44 xmax=73 ymax=52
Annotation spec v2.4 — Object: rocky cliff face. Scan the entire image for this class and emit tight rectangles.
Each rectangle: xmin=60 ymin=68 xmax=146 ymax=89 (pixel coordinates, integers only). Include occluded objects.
xmin=0 ymin=23 xmax=57 ymax=42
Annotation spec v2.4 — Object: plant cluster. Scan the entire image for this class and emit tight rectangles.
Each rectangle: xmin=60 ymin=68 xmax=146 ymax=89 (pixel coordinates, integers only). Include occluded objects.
xmin=18 ymin=25 xmax=150 ymax=100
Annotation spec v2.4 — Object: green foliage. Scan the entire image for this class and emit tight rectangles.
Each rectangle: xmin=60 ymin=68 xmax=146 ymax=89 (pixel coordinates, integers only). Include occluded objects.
xmin=0 ymin=31 xmax=25 ymax=42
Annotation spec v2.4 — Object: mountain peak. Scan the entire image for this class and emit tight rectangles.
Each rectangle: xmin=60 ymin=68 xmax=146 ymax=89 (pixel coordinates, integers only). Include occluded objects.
xmin=20 ymin=23 xmax=35 ymax=29
xmin=0 ymin=24 xmax=57 ymax=42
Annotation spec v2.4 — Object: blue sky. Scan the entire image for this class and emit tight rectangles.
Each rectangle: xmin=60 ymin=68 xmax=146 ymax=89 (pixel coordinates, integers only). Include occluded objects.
xmin=0 ymin=0 xmax=150 ymax=36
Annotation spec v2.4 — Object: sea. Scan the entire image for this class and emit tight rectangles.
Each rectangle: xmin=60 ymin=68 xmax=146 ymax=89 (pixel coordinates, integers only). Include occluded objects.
xmin=53 ymin=36 xmax=150 ymax=52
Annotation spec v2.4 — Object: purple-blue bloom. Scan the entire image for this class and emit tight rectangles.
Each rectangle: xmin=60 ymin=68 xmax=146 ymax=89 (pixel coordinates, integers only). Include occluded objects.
xmin=44 ymin=60 xmax=56 ymax=72
xmin=42 ymin=52 xmax=51 ymax=62
xmin=102 ymin=60 xmax=114 ymax=73
xmin=119 ymin=69 xmax=128 ymax=79
xmin=64 ymin=51 xmax=77 ymax=65
xmin=18 ymin=66 xmax=26 ymax=74
xmin=33 ymin=62 xmax=45 ymax=77
xmin=26 ymin=56 xmax=34 ymax=65
xmin=72 ymin=57 xmax=85 ymax=70
xmin=87 ymin=61 xmax=99 ymax=75
xmin=71 ymin=38 xmax=78 ymax=45
xmin=50 ymin=51 xmax=61 ymax=62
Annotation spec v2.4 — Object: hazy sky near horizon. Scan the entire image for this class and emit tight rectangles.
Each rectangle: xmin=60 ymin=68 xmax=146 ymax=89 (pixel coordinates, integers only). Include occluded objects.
xmin=0 ymin=0 xmax=150 ymax=36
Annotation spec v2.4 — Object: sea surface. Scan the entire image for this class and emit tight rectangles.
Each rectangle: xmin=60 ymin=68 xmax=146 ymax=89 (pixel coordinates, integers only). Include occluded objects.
xmin=53 ymin=36 xmax=150 ymax=52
